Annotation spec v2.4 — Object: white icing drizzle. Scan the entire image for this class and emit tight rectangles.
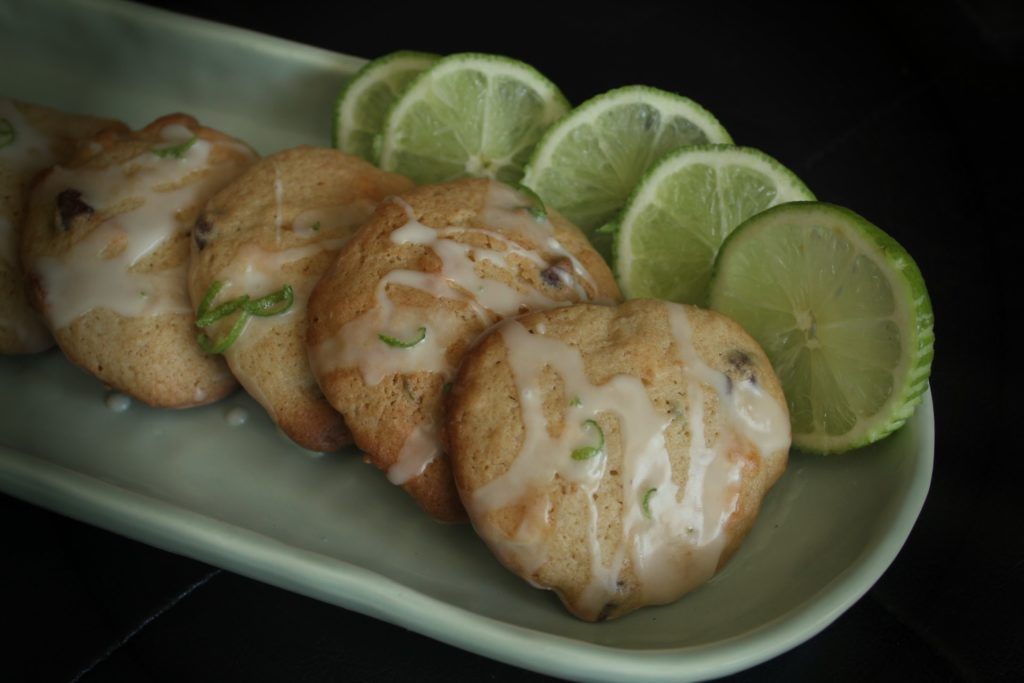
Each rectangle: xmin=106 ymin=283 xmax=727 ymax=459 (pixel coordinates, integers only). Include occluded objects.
xmin=272 ymin=162 xmax=285 ymax=244
xmin=469 ymin=305 xmax=790 ymax=619
xmin=33 ymin=125 xmax=249 ymax=330
xmin=387 ymin=421 xmax=440 ymax=485
xmin=667 ymin=307 xmax=791 ymax=457
xmin=480 ymin=182 xmax=599 ymax=302
xmin=308 ymin=182 xmax=603 ymax=486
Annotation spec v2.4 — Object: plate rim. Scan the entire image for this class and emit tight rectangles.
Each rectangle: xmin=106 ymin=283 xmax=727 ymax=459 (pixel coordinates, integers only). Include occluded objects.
xmin=0 ymin=1 xmax=936 ymax=679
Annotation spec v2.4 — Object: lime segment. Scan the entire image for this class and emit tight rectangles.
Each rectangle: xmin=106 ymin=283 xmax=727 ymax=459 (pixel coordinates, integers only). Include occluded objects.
xmin=333 ymin=51 xmax=440 ymax=161
xmin=522 ymin=85 xmax=732 ymax=257
xmin=615 ymin=144 xmax=814 ymax=304
xmin=708 ymin=201 xmax=935 ymax=453
xmin=376 ymin=53 xmax=569 ymax=185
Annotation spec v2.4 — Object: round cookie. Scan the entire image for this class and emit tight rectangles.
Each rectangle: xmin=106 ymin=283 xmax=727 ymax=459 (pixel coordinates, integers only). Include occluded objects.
xmin=445 ymin=300 xmax=791 ymax=621
xmin=307 ymin=178 xmax=620 ymax=522
xmin=1 ymin=98 xmax=123 ymax=354
xmin=21 ymin=113 xmax=257 ymax=407
xmin=188 ymin=146 xmax=414 ymax=452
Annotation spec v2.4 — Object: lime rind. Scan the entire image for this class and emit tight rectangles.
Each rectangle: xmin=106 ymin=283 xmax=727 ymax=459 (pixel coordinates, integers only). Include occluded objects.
xmin=614 ymin=144 xmax=815 ymax=304
xmin=708 ymin=201 xmax=934 ymax=454
xmin=333 ymin=50 xmax=439 ymax=159
xmin=376 ymin=52 xmax=569 ymax=184
xmin=521 ymin=85 xmax=733 ymax=240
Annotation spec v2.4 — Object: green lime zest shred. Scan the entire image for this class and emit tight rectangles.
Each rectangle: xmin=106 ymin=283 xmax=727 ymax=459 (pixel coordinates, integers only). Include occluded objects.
xmin=153 ymin=135 xmax=198 ymax=159
xmin=0 ymin=117 xmax=14 ymax=149
xmin=379 ymin=326 xmax=427 ymax=348
xmin=246 ymin=284 xmax=294 ymax=317
xmin=197 ymin=310 xmax=250 ymax=354
xmin=196 ymin=295 xmax=250 ymax=329
xmin=571 ymin=419 xmax=605 ymax=460
xmin=569 ymin=395 xmax=582 ymax=407
xmin=196 ymin=280 xmax=226 ymax=318
xmin=195 ymin=281 xmax=294 ymax=354
xmin=642 ymin=488 xmax=657 ymax=519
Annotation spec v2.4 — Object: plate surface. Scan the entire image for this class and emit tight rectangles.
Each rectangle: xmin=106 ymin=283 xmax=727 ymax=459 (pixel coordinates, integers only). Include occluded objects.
xmin=0 ymin=2 xmax=934 ymax=681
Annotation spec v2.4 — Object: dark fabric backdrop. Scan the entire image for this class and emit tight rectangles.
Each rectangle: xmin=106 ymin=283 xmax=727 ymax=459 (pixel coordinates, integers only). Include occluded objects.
xmin=4 ymin=1 xmax=1021 ymax=681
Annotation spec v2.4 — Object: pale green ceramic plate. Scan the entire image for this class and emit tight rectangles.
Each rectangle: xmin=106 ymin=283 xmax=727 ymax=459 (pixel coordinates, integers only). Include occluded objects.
xmin=0 ymin=2 xmax=934 ymax=681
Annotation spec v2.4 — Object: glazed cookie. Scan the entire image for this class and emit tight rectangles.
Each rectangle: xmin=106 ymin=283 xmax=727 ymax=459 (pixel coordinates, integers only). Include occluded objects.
xmin=446 ymin=300 xmax=791 ymax=621
xmin=21 ymin=113 xmax=257 ymax=407
xmin=188 ymin=146 xmax=413 ymax=452
xmin=1 ymin=98 xmax=123 ymax=353
xmin=307 ymin=178 xmax=620 ymax=521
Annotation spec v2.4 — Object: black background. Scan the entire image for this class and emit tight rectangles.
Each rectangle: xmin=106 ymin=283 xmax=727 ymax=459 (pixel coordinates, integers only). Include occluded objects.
xmin=3 ymin=1 xmax=1021 ymax=681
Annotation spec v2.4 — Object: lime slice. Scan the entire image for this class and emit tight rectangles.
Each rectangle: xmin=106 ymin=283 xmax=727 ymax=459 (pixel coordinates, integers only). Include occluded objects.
xmin=521 ymin=85 xmax=732 ymax=255
xmin=376 ymin=53 xmax=569 ymax=185
xmin=333 ymin=50 xmax=439 ymax=161
xmin=708 ymin=201 xmax=935 ymax=454
xmin=614 ymin=144 xmax=814 ymax=304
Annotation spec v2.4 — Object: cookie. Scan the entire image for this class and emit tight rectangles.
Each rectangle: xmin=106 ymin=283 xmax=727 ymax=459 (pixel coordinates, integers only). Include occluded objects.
xmin=307 ymin=178 xmax=620 ymax=521
xmin=21 ymin=113 xmax=257 ymax=407
xmin=1 ymin=98 xmax=123 ymax=353
xmin=446 ymin=300 xmax=790 ymax=620
xmin=188 ymin=146 xmax=414 ymax=451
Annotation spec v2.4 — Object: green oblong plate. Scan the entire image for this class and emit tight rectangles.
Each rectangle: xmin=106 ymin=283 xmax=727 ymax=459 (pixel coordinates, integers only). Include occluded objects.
xmin=0 ymin=2 xmax=934 ymax=681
